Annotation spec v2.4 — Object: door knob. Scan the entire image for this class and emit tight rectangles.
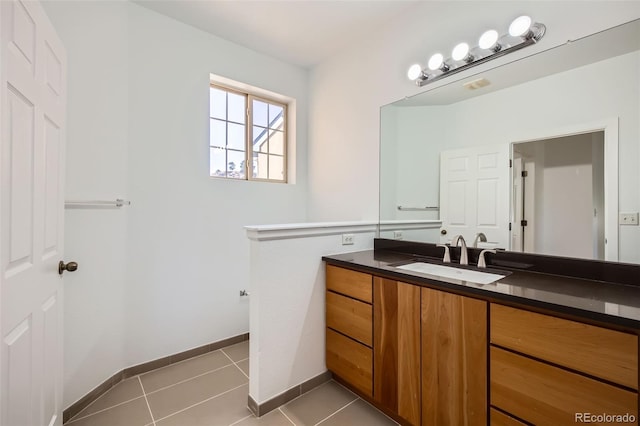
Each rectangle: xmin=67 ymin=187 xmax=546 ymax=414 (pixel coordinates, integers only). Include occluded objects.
xmin=58 ymin=261 xmax=78 ymax=275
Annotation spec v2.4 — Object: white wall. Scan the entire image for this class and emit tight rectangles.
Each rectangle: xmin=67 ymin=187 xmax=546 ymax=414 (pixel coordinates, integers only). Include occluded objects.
xmin=42 ymin=1 xmax=129 ymax=408
xmin=380 ymin=105 xmax=445 ymax=221
xmin=246 ymin=223 xmax=376 ymax=404
xmin=539 ymin=135 xmax=596 ymax=258
xmin=124 ymin=1 xmax=308 ymax=369
xmin=308 ymin=1 xmax=640 ymax=223
xmin=44 ymin=1 xmax=309 ymax=408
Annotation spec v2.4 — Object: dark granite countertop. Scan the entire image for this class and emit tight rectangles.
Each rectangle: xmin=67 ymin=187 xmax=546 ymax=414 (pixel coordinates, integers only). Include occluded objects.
xmin=323 ymin=249 xmax=640 ymax=330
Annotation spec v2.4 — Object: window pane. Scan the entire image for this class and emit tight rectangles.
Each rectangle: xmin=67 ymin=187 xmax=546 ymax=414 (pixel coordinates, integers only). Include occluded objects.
xmin=210 ymin=119 xmax=226 ymax=147
xmin=210 ymin=147 xmax=226 ymax=177
xmin=268 ymin=104 xmax=284 ymax=129
xmin=210 ymin=87 xmax=226 ymax=120
xmin=272 ymin=118 xmax=284 ymax=132
xmin=228 ymin=92 xmax=245 ymax=124
xmin=268 ymin=155 xmax=284 ymax=180
xmin=253 ymin=126 xmax=268 ymax=153
xmin=227 ymin=150 xmax=246 ymax=179
xmin=254 ymin=153 xmax=268 ymax=179
xmin=228 ymin=123 xmax=245 ymax=150
xmin=269 ymin=130 xmax=284 ymax=155
xmin=253 ymin=100 xmax=268 ymax=127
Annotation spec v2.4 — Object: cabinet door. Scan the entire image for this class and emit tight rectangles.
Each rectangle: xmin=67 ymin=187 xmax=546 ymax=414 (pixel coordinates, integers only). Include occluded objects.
xmin=491 ymin=346 xmax=638 ymax=425
xmin=326 ymin=328 xmax=372 ymax=397
xmin=421 ymin=288 xmax=487 ymax=426
xmin=491 ymin=304 xmax=638 ymax=389
xmin=374 ymin=278 xmax=421 ymax=425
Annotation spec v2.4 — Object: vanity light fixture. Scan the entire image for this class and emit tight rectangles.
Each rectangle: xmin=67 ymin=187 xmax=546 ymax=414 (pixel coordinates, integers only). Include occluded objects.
xmin=408 ymin=15 xmax=546 ymax=87
xmin=452 ymin=42 xmax=473 ymax=62
xmin=428 ymin=53 xmax=449 ymax=71
xmin=478 ymin=29 xmax=500 ymax=52
xmin=407 ymin=63 xmax=427 ymax=81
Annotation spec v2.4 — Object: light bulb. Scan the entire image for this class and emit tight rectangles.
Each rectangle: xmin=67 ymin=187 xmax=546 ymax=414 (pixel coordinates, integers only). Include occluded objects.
xmin=407 ymin=64 xmax=423 ymax=80
xmin=509 ymin=15 xmax=533 ymax=37
xmin=428 ymin=53 xmax=444 ymax=71
xmin=479 ymin=29 xmax=499 ymax=50
xmin=451 ymin=43 xmax=470 ymax=61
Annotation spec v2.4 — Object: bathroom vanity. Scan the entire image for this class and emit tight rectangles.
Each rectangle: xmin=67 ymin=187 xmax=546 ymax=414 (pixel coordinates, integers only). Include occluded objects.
xmin=323 ymin=240 xmax=639 ymax=426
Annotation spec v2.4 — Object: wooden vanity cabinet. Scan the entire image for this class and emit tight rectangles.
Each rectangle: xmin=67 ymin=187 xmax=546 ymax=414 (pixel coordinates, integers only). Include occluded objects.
xmin=373 ymin=277 xmax=421 ymax=425
xmin=325 ymin=265 xmax=373 ymax=397
xmin=326 ymin=264 xmax=640 ymax=426
xmin=326 ymin=265 xmax=486 ymax=426
xmin=489 ymin=408 xmax=527 ymax=426
xmin=490 ymin=304 xmax=639 ymax=424
xmin=421 ymin=287 xmax=487 ymax=426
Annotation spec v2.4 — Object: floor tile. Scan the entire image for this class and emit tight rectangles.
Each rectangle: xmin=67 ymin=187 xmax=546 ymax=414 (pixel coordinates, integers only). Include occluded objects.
xmin=72 ymin=377 xmax=144 ymax=420
xmin=147 ymin=364 xmax=248 ymax=420
xmin=66 ymin=397 xmax=152 ymax=426
xmin=156 ymin=384 xmax=250 ymax=426
xmin=140 ymin=350 xmax=232 ymax=393
xmin=233 ymin=409 xmax=294 ymax=426
xmin=280 ymin=381 xmax=357 ymax=426
xmin=237 ymin=358 xmax=249 ymax=377
xmin=317 ymin=399 xmax=398 ymax=426
xmin=222 ymin=340 xmax=249 ymax=362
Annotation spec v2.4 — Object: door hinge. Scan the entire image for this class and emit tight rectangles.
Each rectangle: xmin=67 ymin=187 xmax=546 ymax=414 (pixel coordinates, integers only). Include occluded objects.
xmin=509 ymin=159 xmax=512 ymax=168
xmin=521 ymin=170 xmax=528 ymax=177
xmin=509 ymin=222 xmax=512 ymax=231
xmin=521 ymin=220 xmax=528 ymax=227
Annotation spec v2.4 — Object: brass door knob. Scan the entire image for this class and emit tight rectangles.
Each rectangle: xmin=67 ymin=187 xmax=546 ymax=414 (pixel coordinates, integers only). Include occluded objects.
xmin=58 ymin=261 xmax=78 ymax=275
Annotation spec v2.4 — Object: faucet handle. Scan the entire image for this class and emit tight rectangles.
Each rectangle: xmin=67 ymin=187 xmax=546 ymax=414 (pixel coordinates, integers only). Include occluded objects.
xmin=436 ymin=244 xmax=451 ymax=263
xmin=478 ymin=249 xmax=497 ymax=268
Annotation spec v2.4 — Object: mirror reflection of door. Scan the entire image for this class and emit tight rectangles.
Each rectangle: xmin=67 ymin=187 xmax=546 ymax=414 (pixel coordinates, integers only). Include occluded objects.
xmin=439 ymin=144 xmax=510 ymax=248
xmin=512 ymin=131 xmax=605 ymax=260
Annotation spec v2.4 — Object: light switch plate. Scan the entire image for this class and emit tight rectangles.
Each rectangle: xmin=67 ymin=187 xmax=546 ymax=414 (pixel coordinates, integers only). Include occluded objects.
xmin=619 ymin=212 xmax=639 ymax=225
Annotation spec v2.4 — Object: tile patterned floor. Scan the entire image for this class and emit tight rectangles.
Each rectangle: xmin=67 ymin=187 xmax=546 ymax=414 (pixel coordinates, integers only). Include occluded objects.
xmin=65 ymin=340 xmax=397 ymax=426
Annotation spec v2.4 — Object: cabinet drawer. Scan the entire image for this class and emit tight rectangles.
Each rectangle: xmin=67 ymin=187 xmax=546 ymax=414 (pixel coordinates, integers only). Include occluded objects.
xmin=490 ymin=408 xmax=527 ymax=426
xmin=326 ymin=291 xmax=372 ymax=346
xmin=326 ymin=328 xmax=372 ymax=397
xmin=326 ymin=265 xmax=372 ymax=303
xmin=491 ymin=304 xmax=638 ymax=389
xmin=491 ymin=346 xmax=638 ymax=425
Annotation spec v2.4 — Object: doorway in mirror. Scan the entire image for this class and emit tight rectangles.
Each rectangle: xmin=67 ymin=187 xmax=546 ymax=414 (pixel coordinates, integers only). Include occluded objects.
xmin=512 ymin=131 xmax=606 ymax=260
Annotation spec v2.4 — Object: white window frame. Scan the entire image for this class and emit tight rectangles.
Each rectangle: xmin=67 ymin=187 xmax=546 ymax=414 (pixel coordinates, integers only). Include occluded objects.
xmin=209 ymin=82 xmax=289 ymax=183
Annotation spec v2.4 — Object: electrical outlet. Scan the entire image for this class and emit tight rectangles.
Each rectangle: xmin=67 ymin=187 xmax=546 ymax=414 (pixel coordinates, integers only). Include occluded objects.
xmin=619 ymin=212 xmax=639 ymax=225
xmin=393 ymin=230 xmax=404 ymax=240
xmin=342 ymin=234 xmax=354 ymax=245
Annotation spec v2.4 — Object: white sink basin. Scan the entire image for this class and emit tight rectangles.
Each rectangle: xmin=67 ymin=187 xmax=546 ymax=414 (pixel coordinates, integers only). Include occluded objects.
xmin=396 ymin=262 xmax=505 ymax=285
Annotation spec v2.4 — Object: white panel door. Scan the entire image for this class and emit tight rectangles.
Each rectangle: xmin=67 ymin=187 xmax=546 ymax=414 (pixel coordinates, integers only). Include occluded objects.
xmin=439 ymin=145 xmax=509 ymax=249
xmin=1 ymin=1 xmax=67 ymax=425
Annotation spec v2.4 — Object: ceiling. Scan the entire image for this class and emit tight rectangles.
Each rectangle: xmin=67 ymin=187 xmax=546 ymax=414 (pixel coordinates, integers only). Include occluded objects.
xmin=132 ymin=0 xmax=420 ymax=68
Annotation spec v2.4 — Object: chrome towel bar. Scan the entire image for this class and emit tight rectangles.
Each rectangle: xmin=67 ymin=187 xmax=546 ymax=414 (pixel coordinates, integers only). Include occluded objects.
xmin=397 ymin=205 xmax=439 ymax=211
xmin=65 ymin=199 xmax=131 ymax=208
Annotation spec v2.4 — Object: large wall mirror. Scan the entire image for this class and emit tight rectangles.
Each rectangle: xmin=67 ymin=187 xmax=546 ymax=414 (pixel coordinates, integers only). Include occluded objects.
xmin=379 ymin=19 xmax=640 ymax=264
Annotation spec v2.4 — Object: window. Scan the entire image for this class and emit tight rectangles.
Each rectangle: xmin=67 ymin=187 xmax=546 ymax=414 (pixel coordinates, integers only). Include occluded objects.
xmin=209 ymin=84 xmax=287 ymax=182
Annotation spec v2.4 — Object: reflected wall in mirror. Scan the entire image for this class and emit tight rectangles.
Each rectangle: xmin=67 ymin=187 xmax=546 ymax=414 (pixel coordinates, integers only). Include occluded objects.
xmin=379 ymin=19 xmax=640 ymax=264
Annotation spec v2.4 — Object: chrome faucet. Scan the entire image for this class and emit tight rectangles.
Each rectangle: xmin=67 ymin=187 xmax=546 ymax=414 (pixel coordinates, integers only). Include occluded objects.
xmin=478 ymin=249 xmax=497 ymax=268
xmin=452 ymin=235 xmax=468 ymax=265
xmin=473 ymin=232 xmax=487 ymax=248
xmin=436 ymin=244 xmax=451 ymax=263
